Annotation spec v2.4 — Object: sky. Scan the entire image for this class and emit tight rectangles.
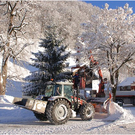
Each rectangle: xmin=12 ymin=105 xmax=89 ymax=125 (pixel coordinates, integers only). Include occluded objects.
xmin=84 ymin=1 xmax=135 ymax=13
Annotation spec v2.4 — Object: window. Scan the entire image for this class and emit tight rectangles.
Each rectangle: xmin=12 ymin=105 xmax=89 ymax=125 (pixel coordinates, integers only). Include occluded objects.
xmin=45 ymin=84 xmax=63 ymax=96
xmin=120 ymin=86 xmax=131 ymax=91
xmin=54 ymin=84 xmax=62 ymax=96
xmin=64 ymin=85 xmax=72 ymax=100
xmin=45 ymin=85 xmax=53 ymax=97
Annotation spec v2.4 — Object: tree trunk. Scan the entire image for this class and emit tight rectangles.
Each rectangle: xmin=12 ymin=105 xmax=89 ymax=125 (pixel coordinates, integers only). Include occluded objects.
xmin=110 ymin=69 xmax=119 ymax=102
xmin=3 ymin=63 xmax=8 ymax=93
xmin=0 ymin=3 xmax=13 ymax=95
xmin=0 ymin=57 xmax=8 ymax=95
xmin=112 ymin=87 xmax=116 ymax=101
xmin=0 ymin=75 xmax=4 ymax=95
xmin=110 ymin=73 xmax=115 ymax=101
xmin=114 ymin=70 xmax=119 ymax=102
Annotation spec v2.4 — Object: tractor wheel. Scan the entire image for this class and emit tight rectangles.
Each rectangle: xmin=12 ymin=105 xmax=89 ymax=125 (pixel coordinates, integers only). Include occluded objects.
xmin=80 ymin=103 xmax=95 ymax=121
xmin=34 ymin=112 xmax=48 ymax=121
xmin=46 ymin=99 xmax=71 ymax=125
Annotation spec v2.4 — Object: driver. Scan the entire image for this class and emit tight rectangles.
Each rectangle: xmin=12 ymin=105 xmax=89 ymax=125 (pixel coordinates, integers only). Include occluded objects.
xmin=56 ymin=87 xmax=61 ymax=96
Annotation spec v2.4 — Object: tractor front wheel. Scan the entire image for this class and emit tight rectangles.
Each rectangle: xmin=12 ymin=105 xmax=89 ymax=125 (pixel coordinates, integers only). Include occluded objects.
xmin=80 ymin=103 xmax=95 ymax=121
xmin=34 ymin=112 xmax=48 ymax=121
xmin=46 ymin=99 xmax=71 ymax=125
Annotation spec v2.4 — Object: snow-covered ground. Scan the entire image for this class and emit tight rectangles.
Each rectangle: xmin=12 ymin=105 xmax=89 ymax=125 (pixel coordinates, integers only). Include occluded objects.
xmin=0 ymin=90 xmax=135 ymax=134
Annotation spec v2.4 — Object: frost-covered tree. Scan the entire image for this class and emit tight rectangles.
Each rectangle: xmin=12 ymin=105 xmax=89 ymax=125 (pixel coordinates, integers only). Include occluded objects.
xmin=34 ymin=1 xmax=100 ymax=49
xmin=0 ymin=1 xmax=30 ymax=95
xmin=77 ymin=3 xmax=135 ymax=101
xmin=23 ymin=26 xmax=71 ymax=96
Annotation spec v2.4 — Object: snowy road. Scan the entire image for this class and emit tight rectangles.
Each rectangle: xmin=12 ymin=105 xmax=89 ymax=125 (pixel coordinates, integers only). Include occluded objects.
xmin=0 ymin=114 xmax=135 ymax=134
xmin=1 ymin=109 xmax=135 ymax=134
xmin=0 ymin=95 xmax=135 ymax=134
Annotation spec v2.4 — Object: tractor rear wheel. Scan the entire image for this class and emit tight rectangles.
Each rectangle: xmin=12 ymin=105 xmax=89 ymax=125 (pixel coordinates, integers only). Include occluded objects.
xmin=34 ymin=112 xmax=48 ymax=121
xmin=80 ymin=103 xmax=95 ymax=121
xmin=46 ymin=99 xmax=71 ymax=125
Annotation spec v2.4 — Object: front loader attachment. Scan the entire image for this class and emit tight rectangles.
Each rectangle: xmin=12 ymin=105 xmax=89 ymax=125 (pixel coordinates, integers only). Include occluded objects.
xmin=12 ymin=97 xmax=47 ymax=114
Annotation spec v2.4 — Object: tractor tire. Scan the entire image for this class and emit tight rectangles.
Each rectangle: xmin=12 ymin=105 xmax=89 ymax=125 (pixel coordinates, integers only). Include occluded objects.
xmin=34 ymin=112 xmax=48 ymax=121
xmin=46 ymin=99 xmax=71 ymax=125
xmin=80 ymin=103 xmax=95 ymax=121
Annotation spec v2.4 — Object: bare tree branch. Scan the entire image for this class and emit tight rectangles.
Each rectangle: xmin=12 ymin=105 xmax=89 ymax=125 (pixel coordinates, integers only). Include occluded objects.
xmin=12 ymin=1 xmax=19 ymax=12
xmin=8 ymin=9 xmax=27 ymax=35
xmin=113 ymin=51 xmax=135 ymax=74
xmin=0 ymin=1 xmax=7 ymax=6
xmin=0 ymin=35 xmax=5 ymax=52
xmin=14 ymin=43 xmax=31 ymax=58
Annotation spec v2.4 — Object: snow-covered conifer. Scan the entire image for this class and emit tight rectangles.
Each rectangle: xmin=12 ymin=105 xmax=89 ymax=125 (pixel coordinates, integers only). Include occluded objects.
xmin=23 ymin=26 xmax=71 ymax=96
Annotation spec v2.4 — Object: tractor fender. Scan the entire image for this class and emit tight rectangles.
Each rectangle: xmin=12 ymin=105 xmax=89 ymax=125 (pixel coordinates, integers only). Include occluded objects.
xmin=48 ymin=96 xmax=72 ymax=107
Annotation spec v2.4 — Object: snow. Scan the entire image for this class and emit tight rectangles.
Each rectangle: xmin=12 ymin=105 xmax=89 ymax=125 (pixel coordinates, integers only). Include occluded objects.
xmin=0 ymin=91 xmax=135 ymax=134
xmin=0 ymin=44 xmax=135 ymax=134
xmin=118 ymin=77 xmax=135 ymax=86
xmin=104 ymin=102 xmax=135 ymax=124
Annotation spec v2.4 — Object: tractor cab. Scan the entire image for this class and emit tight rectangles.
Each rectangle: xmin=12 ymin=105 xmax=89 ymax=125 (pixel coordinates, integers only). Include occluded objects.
xmin=40 ymin=81 xmax=74 ymax=102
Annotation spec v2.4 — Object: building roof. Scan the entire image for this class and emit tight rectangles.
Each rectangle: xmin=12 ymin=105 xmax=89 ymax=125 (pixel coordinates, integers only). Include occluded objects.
xmin=118 ymin=77 xmax=135 ymax=87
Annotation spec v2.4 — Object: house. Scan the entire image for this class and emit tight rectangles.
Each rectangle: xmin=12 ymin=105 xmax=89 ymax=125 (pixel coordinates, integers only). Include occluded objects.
xmin=117 ymin=77 xmax=135 ymax=91
xmin=116 ymin=77 xmax=135 ymax=105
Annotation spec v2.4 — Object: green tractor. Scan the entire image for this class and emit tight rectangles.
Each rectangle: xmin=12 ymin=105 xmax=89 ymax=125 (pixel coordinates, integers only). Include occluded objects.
xmin=12 ymin=81 xmax=95 ymax=125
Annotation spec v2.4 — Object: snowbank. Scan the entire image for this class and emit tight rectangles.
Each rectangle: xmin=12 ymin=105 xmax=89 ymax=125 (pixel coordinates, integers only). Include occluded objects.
xmin=104 ymin=102 xmax=135 ymax=124
xmin=0 ymin=95 xmax=14 ymax=104
xmin=0 ymin=95 xmax=36 ymax=123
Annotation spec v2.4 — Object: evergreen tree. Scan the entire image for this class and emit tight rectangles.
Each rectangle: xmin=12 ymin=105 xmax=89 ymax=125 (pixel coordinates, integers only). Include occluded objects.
xmin=23 ymin=26 xmax=72 ymax=96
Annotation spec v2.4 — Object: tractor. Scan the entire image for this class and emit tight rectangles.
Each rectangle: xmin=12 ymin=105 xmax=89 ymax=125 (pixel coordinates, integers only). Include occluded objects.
xmin=12 ymin=81 xmax=95 ymax=125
